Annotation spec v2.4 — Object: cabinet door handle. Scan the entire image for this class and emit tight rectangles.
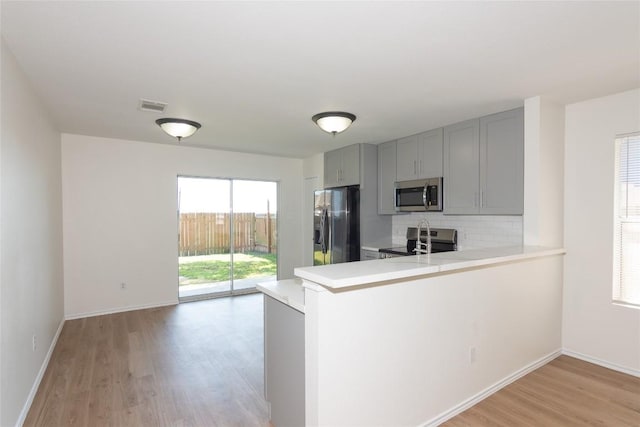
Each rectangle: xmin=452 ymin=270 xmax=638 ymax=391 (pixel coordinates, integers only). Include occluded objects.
xmin=414 ymin=160 xmax=417 ymax=175
xmin=480 ymin=190 xmax=484 ymax=208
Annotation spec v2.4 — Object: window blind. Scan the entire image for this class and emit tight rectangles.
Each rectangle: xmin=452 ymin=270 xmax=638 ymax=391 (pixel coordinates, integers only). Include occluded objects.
xmin=614 ymin=133 xmax=640 ymax=306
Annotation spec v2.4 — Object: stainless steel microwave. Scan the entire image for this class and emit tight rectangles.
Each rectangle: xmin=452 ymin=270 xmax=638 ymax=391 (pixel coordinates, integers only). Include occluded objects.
xmin=394 ymin=177 xmax=443 ymax=212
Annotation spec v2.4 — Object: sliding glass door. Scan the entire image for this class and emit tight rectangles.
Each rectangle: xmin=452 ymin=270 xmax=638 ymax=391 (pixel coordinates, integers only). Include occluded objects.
xmin=232 ymin=180 xmax=278 ymax=292
xmin=177 ymin=176 xmax=278 ymax=301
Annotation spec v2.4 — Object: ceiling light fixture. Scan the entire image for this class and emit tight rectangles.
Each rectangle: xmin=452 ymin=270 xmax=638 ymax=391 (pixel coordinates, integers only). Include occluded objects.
xmin=155 ymin=118 xmax=201 ymax=142
xmin=312 ymin=111 xmax=356 ymax=136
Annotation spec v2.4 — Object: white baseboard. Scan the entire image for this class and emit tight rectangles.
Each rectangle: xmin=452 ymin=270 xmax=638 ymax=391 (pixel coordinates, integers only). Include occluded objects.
xmin=562 ymin=349 xmax=640 ymax=378
xmin=15 ymin=318 xmax=65 ymax=427
xmin=421 ymin=349 xmax=562 ymax=427
xmin=64 ymin=299 xmax=177 ymax=320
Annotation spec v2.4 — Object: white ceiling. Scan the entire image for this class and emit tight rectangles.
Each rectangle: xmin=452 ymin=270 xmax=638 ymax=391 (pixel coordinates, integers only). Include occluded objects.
xmin=2 ymin=1 xmax=638 ymax=159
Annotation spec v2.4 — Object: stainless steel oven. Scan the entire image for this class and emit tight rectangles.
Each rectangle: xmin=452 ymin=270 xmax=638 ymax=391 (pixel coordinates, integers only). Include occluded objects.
xmin=378 ymin=227 xmax=457 ymax=258
xmin=394 ymin=177 xmax=443 ymax=212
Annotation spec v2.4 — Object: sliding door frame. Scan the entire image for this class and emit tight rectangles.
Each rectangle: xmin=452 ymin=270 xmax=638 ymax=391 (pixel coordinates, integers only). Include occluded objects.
xmin=177 ymin=175 xmax=279 ymax=302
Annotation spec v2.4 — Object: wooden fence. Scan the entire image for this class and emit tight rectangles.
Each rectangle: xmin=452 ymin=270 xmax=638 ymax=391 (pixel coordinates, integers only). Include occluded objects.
xmin=179 ymin=212 xmax=276 ymax=256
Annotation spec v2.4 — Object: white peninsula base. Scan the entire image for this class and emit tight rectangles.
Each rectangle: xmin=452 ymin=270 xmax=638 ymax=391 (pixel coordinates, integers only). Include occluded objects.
xmin=297 ymin=246 xmax=565 ymax=426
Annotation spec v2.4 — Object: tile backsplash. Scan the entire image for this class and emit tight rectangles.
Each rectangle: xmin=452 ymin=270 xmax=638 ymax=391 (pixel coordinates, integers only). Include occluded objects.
xmin=392 ymin=213 xmax=523 ymax=250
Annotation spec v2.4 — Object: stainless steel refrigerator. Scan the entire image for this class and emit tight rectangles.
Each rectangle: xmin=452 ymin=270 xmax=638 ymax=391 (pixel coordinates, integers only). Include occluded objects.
xmin=313 ymin=186 xmax=360 ymax=265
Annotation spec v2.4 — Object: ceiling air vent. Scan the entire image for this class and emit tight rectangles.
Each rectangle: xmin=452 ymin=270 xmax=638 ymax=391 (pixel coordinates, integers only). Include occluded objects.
xmin=138 ymin=98 xmax=168 ymax=113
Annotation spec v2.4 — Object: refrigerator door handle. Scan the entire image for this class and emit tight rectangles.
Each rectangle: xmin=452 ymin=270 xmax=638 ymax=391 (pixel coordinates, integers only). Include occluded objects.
xmin=320 ymin=208 xmax=328 ymax=254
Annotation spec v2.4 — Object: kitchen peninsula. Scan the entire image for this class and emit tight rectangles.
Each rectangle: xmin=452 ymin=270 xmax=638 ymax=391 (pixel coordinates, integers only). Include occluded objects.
xmin=261 ymin=245 xmax=565 ymax=427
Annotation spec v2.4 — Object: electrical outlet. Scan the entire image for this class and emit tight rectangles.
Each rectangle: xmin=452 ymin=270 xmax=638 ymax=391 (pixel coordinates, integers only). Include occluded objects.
xmin=32 ymin=335 xmax=36 ymax=352
xmin=469 ymin=346 xmax=476 ymax=364
xmin=121 ymin=282 xmax=126 ymax=290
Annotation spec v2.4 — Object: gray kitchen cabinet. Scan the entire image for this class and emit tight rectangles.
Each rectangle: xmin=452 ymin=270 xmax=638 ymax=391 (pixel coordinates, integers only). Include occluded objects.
xmin=264 ymin=296 xmax=305 ymax=427
xmin=396 ymin=128 xmax=443 ymax=182
xmin=340 ymin=143 xmax=360 ymax=185
xmin=377 ymin=140 xmax=397 ymax=214
xmin=324 ymin=148 xmax=343 ymax=188
xmin=443 ymin=119 xmax=480 ymax=214
xmin=324 ymin=144 xmax=360 ymax=188
xmin=479 ymin=108 xmax=524 ymax=214
xmin=443 ymin=108 xmax=523 ymax=215
xmin=322 ymin=143 xmax=391 ymax=247
xmin=395 ymin=134 xmax=419 ymax=182
xmin=418 ymin=128 xmax=444 ymax=178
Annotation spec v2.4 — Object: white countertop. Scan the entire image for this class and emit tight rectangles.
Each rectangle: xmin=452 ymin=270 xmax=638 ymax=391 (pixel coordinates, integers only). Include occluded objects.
xmin=256 ymin=278 xmax=305 ymax=313
xmin=294 ymin=245 xmax=565 ymax=290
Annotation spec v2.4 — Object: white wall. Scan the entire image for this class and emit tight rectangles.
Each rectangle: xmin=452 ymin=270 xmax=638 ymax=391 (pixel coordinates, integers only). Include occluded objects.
xmin=563 ymin=88 xmax=640 ymax=373
xmin=523 ymin=96 xmax=565 ymax=247
xmin=1 ymin=39 xmax=64 ymax=426
xmin=62 ymin=134 xmax=303 ymax=318
xmin=303 ymin=153 xmax=324 ymax=185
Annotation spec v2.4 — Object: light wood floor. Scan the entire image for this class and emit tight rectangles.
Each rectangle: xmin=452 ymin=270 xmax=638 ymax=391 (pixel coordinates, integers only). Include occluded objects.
xmin=25 ymin=293 xmax=270 ymax=427
xmin=443 ymin=355 xmax=640 ymax=426
xmin=26 ymin=294 xmax=640 ymax=426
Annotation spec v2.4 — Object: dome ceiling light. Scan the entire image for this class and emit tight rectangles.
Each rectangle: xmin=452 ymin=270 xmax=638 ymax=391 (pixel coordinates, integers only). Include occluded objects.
xmin=155 ymin=118 xmax=202 ymax=142
xmin=312 ymin=111 xmax=356 ymax=136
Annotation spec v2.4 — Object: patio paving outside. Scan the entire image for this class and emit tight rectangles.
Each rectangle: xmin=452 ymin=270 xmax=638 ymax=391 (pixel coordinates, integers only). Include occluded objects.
xmin=179 ymin=275 xmax=277 ymax=298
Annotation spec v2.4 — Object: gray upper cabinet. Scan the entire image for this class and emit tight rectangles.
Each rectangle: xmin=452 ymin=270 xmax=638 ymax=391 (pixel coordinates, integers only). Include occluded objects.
xmin=396 ymin=128 xmax=443 ymax=182
xmin=377 ymin=140 xmax=397 ymax=214
xmin=324 ymin=148 xmax=344 ymax=188
xmin=396 ymin=135 xmax=419 ymax=182
xmin=418 ymin=128 xmax=444 ymax=178
xmin=340 ymin=143 xmax=360 ymax=186
xmin=324 ymin=144 xmax=360 ymax=188
xmin=480 ymin=108 xmax=524 ymax=214
xmin=323 ymin=143 xmax=391 ymax=245
xmin=443 ymin=108 xmax=524 ymax=215
xmin=443 ymin=119 xmax=480 ymax=214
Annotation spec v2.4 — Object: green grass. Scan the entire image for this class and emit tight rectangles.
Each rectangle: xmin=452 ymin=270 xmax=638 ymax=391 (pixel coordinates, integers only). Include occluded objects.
xmin=179 ymin=252 xmax=276 ymax=285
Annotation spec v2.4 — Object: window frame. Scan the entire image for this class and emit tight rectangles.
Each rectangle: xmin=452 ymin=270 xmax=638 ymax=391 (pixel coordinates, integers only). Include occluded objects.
xmin=612 ymin=132 xmax=640 ymax=308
